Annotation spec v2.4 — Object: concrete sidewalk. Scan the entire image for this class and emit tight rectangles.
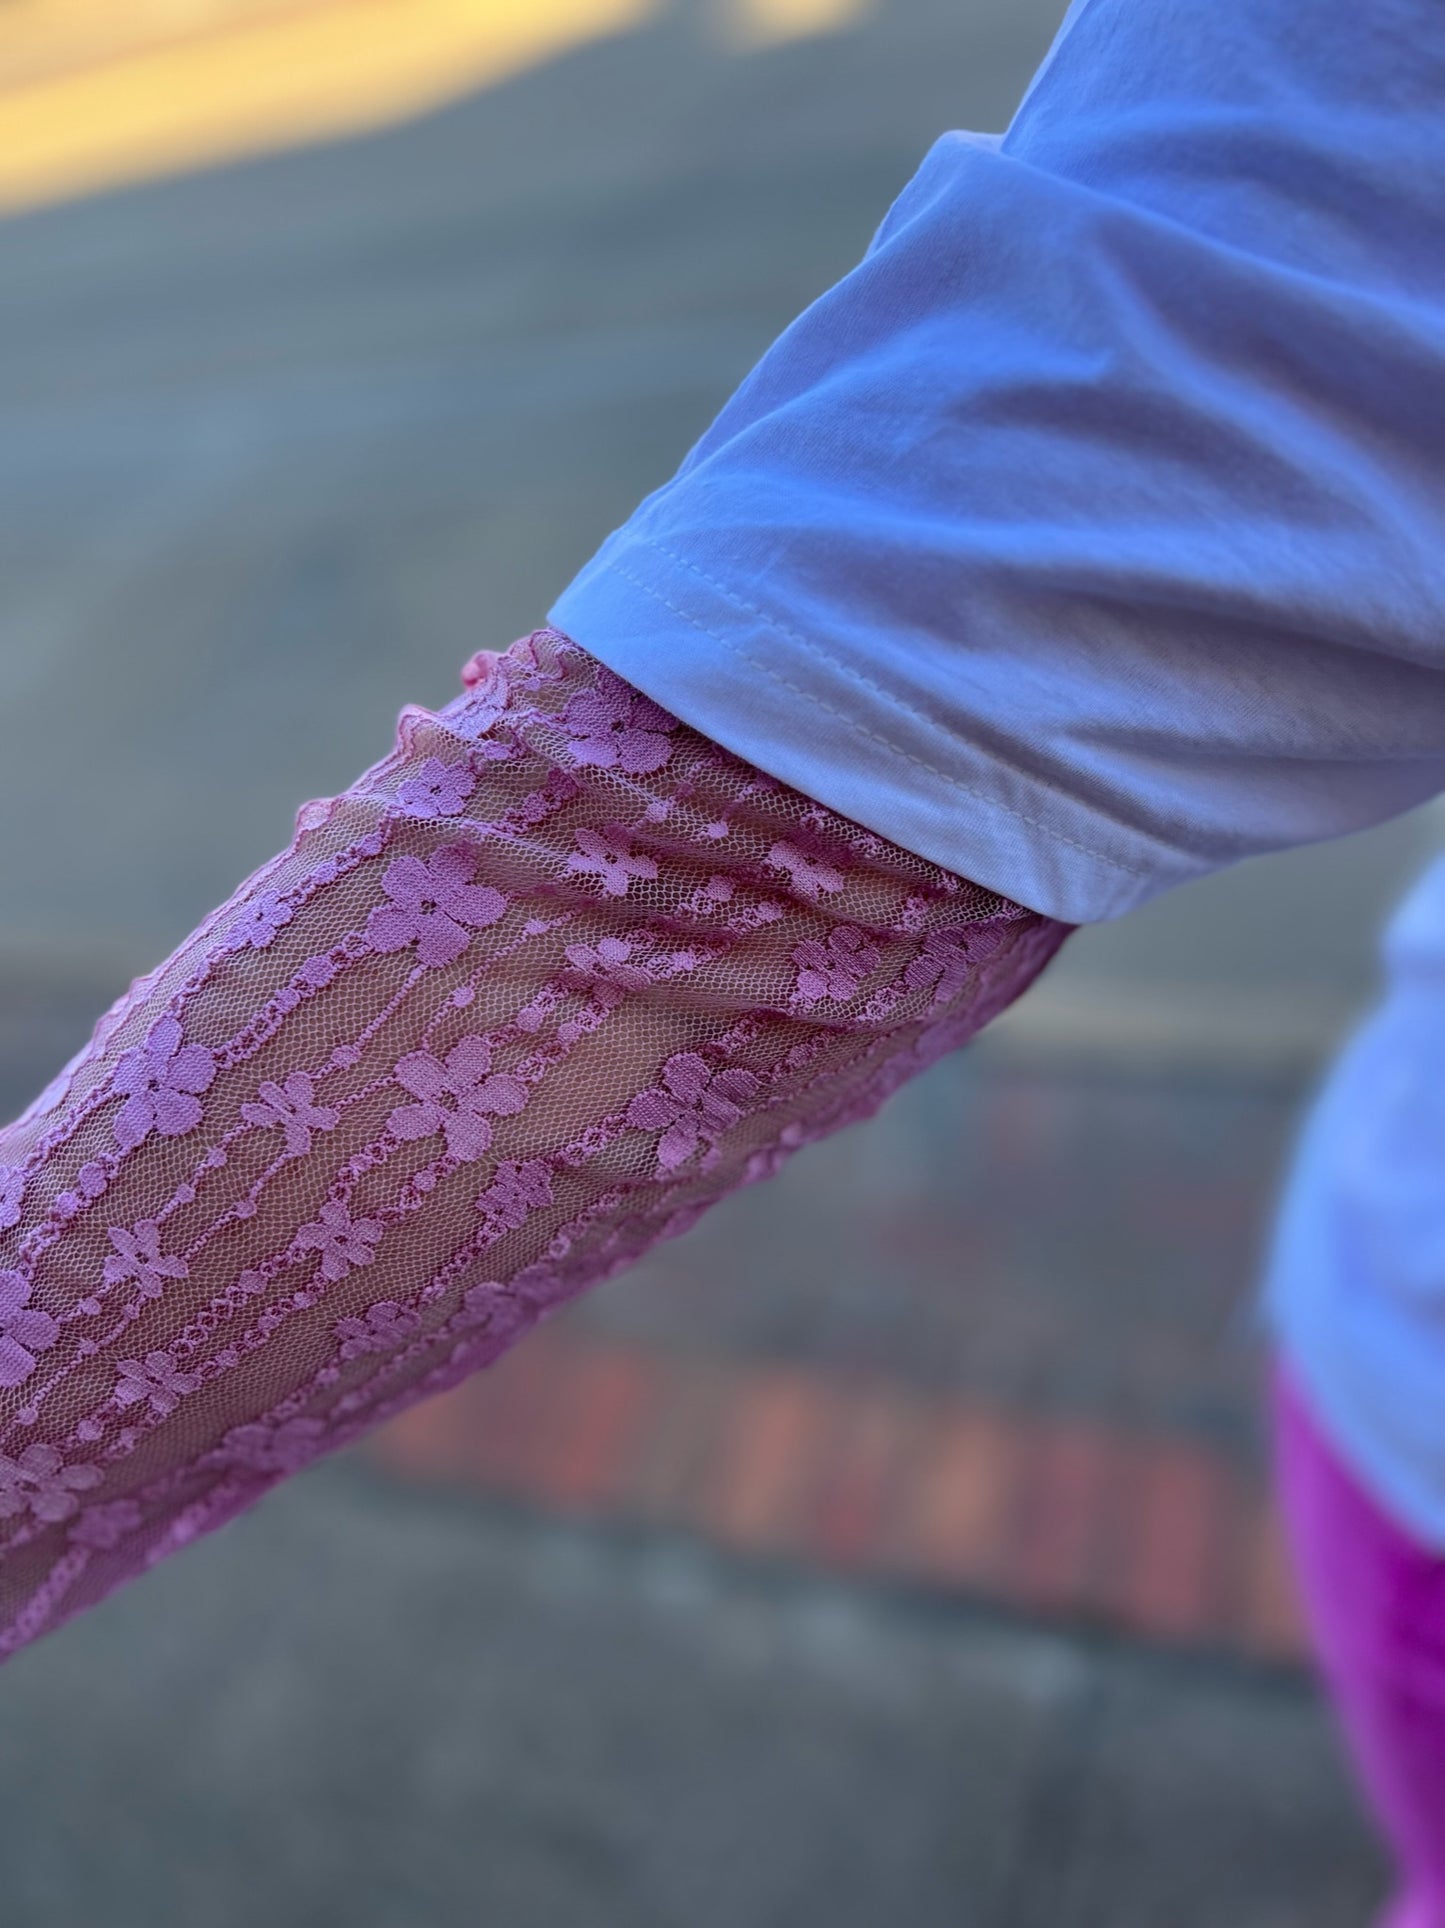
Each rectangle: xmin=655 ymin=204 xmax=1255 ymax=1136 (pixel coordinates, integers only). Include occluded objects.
xmin=0 ymin=1463 xmax=1386 ymax=1928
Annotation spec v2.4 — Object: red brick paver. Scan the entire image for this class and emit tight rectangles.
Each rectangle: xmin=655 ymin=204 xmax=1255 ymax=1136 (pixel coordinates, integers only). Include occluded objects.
xmin=1115 ymin=1444 xmax=1235 ymax=1645
xmin=1239 ymin=1491 xmax=1311 ymax=1664
xmin=704 ymin=1368 xmax=841 ymax=1554
xmin=529 ymin=1344 xmax=661 ymax=1515
xmin=894 ymin=1408 xmax=1021 ymax=1593
xmin=807 ymin=1386 xmax=924 ymax=1572
xmin=1013 ymin=1420 xmax=1118 ymax=1619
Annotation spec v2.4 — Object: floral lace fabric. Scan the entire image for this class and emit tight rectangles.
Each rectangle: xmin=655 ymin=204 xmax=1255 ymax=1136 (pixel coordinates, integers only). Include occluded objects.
xmin=0 ymin=628 xmax=1068 ymax=1657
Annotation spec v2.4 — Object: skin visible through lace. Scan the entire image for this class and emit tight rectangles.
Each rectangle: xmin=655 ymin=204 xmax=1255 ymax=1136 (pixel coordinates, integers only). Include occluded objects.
xmin=0 ymin=628 xmax=1069 ymax=1656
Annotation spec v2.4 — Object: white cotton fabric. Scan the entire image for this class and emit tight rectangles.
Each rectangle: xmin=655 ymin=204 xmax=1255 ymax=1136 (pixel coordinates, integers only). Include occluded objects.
xmin=552 ymin=0 xmax=1445 ymax=926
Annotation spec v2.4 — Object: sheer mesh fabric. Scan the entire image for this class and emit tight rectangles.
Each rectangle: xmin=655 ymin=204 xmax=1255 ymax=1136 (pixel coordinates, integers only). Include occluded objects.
xmin=0 ymin=628 xmax=1069 ymax=1656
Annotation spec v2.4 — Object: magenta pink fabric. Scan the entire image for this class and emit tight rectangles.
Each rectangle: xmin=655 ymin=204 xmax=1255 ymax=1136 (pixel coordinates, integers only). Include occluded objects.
xmin=1276 ymin=1365 xmax=1445 ymax=1928
xmin=0 ymin=628 xmax=1068 ymax=1658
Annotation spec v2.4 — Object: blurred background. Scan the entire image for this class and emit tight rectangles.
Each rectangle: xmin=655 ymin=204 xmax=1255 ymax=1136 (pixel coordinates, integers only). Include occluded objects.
xmin=0 ymin=0 xmax=1434 ymax=1918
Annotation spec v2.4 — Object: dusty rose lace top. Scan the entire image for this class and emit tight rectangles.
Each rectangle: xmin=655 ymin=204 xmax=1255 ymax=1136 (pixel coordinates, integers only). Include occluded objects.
xmin=0 ymin=629 xmax=1067 ymax=1656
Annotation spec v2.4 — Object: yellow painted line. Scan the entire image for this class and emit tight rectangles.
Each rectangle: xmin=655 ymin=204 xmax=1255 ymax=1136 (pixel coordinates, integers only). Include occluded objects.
xmin=0 ymin=0 xmax=876 ymax=218
xmin=0 ymin=3 xmax=312 ymax=92
xmin=0 ymin=0 xmax=658 ymax=216
xmin=722 ymin=0 xmax=872 ymax=50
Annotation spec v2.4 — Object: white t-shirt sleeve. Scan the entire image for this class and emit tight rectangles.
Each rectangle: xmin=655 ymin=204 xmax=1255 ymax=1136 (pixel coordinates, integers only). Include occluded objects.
xmin=552 ymin=0 xmax=1445 ymax=923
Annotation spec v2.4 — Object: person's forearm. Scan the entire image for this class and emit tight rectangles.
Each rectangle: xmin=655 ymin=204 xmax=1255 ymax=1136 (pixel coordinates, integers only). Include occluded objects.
xmin=0 ymin=629 xmax=1066 ymax=1658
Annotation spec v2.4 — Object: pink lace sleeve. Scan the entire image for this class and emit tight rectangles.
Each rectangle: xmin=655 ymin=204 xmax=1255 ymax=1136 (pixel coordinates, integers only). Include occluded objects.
xmin=0 ymin=629 xmax=1068 ymax=1655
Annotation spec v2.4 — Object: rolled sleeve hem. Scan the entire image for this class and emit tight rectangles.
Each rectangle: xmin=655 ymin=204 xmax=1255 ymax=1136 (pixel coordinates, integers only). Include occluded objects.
xmin=550 ymin=537 xmax=1198 ymax=925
